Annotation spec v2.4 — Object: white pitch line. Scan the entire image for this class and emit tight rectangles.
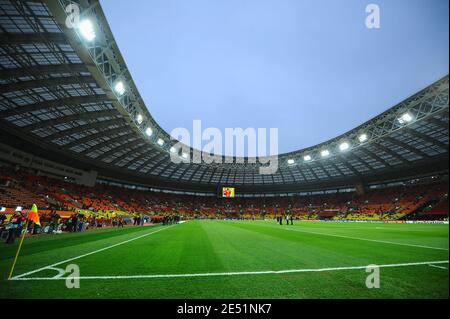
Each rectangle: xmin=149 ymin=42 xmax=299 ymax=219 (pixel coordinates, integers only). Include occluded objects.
xmin=47 ymin=267 xmax=66 ymax=279
xmin=428 ymin=264 xmax=448 ymax=270
xmin=284 ymin=228 xmax=449 ymax=251
xmin=9 ymin=260 xmax=449 ymax=281
xmin=10 ymin=225 xmax=176 ymax=280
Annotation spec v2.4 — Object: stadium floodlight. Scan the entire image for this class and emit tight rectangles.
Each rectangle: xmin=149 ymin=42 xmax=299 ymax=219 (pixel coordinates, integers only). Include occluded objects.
xmin=145 ymin=127 xmax=153 ymax=137
xmin=398 ymin=112 xmax=413 ymax=124
xmin=157 ymin=138 xmax=164 ymax=146
xmin=321 ymin=149 xmax=330 ymax=157
xmin=358 ymin=133 xmax=368 ymax=143
xmin=287 ymin=159 xmax=295 ymax=165
xmin=114 ymin=81 xmax=126 ymax=96
xmin=170 ymin=146 xmax=177 ymax=153
xmin=136 ymin=114 xmax=144 ymax=125
xmin=78 ymin=19 xmax=96 ymax=41
xmin=339 ymin=142 xmax=350 ymax=151
xmin=303 ymin=155 xmax=312 ymax=161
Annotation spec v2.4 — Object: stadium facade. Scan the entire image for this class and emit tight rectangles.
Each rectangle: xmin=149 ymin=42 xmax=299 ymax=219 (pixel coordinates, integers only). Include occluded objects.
xmin=0 ymin=0 xmax=448 ymax=196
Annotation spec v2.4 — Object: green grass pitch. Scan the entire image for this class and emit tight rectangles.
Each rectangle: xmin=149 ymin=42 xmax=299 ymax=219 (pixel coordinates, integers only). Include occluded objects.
xmin=0 ymin=220 xmax=448 ymax=299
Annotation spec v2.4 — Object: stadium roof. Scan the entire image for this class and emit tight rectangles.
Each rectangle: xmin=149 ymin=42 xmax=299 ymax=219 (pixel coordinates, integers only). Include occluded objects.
xmin=0 ymin=0 xmax=448 ymax=193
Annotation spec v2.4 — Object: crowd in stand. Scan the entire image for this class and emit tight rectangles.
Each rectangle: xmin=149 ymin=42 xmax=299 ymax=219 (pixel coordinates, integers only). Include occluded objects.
xmin=0 ymin=208 xmax=148 ymax=244
xmin=0 ymin=163 xmax=449 ymax=243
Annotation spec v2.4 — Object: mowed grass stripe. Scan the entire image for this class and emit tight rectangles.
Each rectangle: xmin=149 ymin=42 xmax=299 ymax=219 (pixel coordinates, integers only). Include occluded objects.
xmin=29 ymin=221 xmax=230 ymax=277
xmin=218 ymin=220 xmax=448 ymax=262
xmin=11 ymin=224 xmax=177 ymax=279
xmin=242 ymin=220 xmax=449 ymax=250
xmin=0 ymin=224 xmax=170 ymax=280
xmin=242 ymin=220 xmax=449 ymax=251
xmin=0 ymin=225 xmax=163 ymax=261
xmin=284 ymin=227 xmax=448 ymax=251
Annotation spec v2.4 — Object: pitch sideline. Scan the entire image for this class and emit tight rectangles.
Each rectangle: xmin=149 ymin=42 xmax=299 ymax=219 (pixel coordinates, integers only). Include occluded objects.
xmin=10 ymin=260 xmax=449 ymax=281
xmin=283 ymin=227 xmax=449 ymax=251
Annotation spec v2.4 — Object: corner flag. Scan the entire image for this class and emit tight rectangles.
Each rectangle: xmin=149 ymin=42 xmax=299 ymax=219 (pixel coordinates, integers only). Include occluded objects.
xmin=8 ymin=203 xmax=39 ymax=279
xmin=29 ymin=204 xmax=40 ymax=226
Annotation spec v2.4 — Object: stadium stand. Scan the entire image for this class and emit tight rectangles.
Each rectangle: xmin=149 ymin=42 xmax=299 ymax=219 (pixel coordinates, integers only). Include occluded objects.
xmin=1 ymin=163 xmax=448 ymax=235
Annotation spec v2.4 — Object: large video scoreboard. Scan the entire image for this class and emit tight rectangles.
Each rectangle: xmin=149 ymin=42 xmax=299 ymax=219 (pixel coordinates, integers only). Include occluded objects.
xmin=221 ymin=187 xmax=235 ymax=198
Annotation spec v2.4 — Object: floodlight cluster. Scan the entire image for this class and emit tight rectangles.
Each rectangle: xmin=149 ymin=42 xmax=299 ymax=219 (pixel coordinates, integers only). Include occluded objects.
xmin=286 ymin=110 xmax=416 ymax=165
xmin=78 ymin=19 xmax=96 ymax=41
xmin=398 ymin=112 xmax=413 ymax=124
xmin=75 ymin=18 xmax=180 ymax=153
xmin=114 ymin=81 xmax=126 ymax=96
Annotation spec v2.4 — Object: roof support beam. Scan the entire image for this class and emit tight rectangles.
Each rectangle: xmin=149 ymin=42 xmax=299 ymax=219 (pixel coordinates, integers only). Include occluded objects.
xmin=62 ymin=126 xmax=131 ymax=150
xmin=294 ymin=166 xmax=308 ymax=182
xmin=206 ymin=167 xmax=220 ymax=183
xmin=81 ymin=132 xmax=137 ymax=157
xmin=315 ymin=161 xmax=332 ymax=179
xmin=0 ymin=95 xmax=112 ymax=118
xmin=0 ymin=76 xmax=96 ymax=94
xmin=284 ymin=166 xmax=297 ymax=182
xmin=371 ymin=142 xmax=408 ymax=164
xmin=47 ymin=118 xmax=125 ymax=141
xmin=193 ymin=165 xmax=210 ymax=182
xmin=23 ymin=110 xmax=120 ymax=131
xmin=135 ymin=152 xmax=163 ymax=172
xmin=178 ymin=164 xmax=200 ymax=181
xmin=110 ymin=142 xmax=148 ymax=166
xmin=337 ymin=155 xmax=362 ymax=177
xmin=0 ymin=64 xmax=88 ymax=79
xmin=403 ymin=127 xmax=448 ymax=150
xmin=146 ymin=154 xmax=173 ymax=172
xmin=328 ymin=161 xmax=346 ymax=176
xmin=191 ymin=166 xmax=212 ymax=184
xmin=123 ymin=149 xmax=156 ymax=170
xmin=136 ymin=152 xmax=168 ymax=173
xmin=0 ymin=33 xmax=67 ymax=45
xmin=423 ymin=116 xmax=449 ymax=129
xmin=304 ymin=165 xmax=320 ymax=181
xmin=162 ymin=160 xmax=186 ymax=180
xmin=384 ymin=136 xmax=430 ymax=159
xmin=93 ymin=134 xmax=156 ymax=163
xmin=350 ymin=152 xmax=372 ymax=172
xmin=358 ymin=147 xmax=392 ymax=168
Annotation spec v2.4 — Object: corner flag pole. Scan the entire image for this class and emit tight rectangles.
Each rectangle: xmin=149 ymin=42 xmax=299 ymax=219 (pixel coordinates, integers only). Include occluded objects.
xmin=8 ymin=218 xmax=29 ymax=280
